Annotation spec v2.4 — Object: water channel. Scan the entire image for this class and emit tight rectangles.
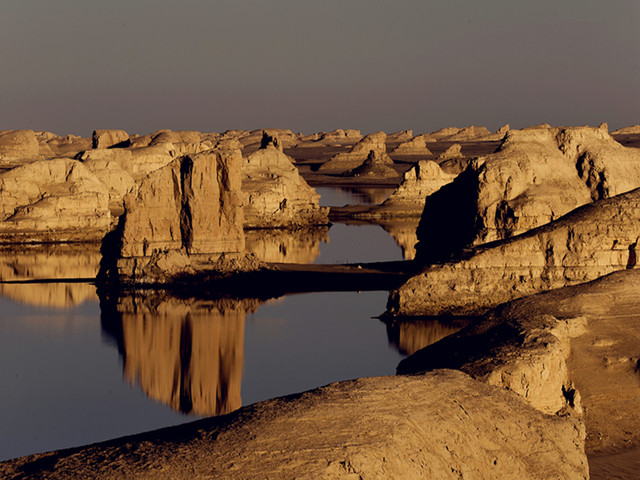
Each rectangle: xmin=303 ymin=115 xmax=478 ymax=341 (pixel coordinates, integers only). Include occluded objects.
xmin=0 ymin=187 xmax=461 ymax=461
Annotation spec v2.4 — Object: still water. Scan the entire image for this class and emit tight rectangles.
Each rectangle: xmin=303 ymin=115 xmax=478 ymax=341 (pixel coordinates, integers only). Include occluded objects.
xmin=0 ymin=187 xmax=437 ymax=461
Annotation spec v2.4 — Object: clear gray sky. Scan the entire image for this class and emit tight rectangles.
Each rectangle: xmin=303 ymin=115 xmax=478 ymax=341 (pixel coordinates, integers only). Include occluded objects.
xmin=1 ymin=0 xmax=638 ymax=136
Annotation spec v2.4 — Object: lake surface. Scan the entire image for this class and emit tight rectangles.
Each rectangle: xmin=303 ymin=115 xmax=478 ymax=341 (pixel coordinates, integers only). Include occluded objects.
xmin=0 ymin=186 xmax=425 ymax=461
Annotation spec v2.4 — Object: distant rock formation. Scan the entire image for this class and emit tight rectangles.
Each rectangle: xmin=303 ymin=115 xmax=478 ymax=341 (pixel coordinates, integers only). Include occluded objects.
xmin=110 ymin=147 xmax=246 ymax=283
xmin=423 ymin=126 xmax=493 ymax=142
xmin=0 ymin=158 xmax=110 ymax=243
xmin=389 ymin=187 xmax=640 ymax=316
xmin=437 ymin=143 xmax=463 ymax=159
xmin=391 ymin=136 xmax=433 ymax=155
xmin=242 ymin=139 xmax=329 ymax=228
xmin=344 ymin=149 xmax=398 ymax=178
xmin=105 ymin=293 xmax=253 ymax=416
xmin=92 ymin=129 xmax=130 ymax=149
xmin=612 ymin=125 xmax=640 ymax=135
xmin=318 ymin=131 xmax=392 ymax=174
xmin=0 ymin=370 xmax=587 ymax=479
xmin=310 ymin=128 xmax=362 ymax=145
xmin=374 ymin=160 xmax=457 ymax=217
xmin=386 ymin=130 xmax=413 ymax=143
xmin=415 ymin=125 xmax=640 ymax=262
xmin=0 ymin=129 xmax=42 ymax=167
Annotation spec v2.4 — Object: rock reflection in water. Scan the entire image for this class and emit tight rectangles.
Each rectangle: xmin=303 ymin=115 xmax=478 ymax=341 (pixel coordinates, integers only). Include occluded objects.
xmin=0 ymin=244 xmax=101 ymax=307
xmin=378 ymin=217 xmax=420 ymax=260
xmin=103 ymin=293 xmax=259 ymax=416
xmin=384 ymin=316 xmax=473 ymax=355
xmin=244 ymin=227 xmax=329 ymax=263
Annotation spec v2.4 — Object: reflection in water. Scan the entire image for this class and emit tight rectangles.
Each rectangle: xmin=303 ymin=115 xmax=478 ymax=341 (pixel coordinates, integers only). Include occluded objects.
xmin=383 ymin=317 xmax=472 ymax=355
xmin=244 ymin=227 xmax=330 ymax=263
xmin=378 ymin=217 xmax=421 ymax=260
xmin=103 ymin=294 xmax=259 ymax=416
xmin=316 ymin=186 xmax=396 ymax=207
xmin=0 ymin=244 xmax=101 ymax=308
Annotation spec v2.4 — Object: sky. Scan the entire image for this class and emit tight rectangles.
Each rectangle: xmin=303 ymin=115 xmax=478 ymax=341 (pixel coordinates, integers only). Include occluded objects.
xmin=1 ymin=0 xmax=638 ymax=137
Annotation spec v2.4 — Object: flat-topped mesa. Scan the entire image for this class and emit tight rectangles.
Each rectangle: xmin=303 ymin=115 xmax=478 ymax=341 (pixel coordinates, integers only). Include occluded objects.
xmin=0 ymin=158 xmax=110 ymax=244
xmin=612 ymin=124 xmax=640 ymax=135
xmin=0 ymin=129 xmax=42 ymax=168
xmin=109 ymin=146 xmax=248 ymax=284
xmin=415 ymin=124 xmax=640 ymax=264
xmin=306 ymin=128 xmax=362 ymax=145
xmin=389 ymin=187 xmax=640 ymax=317
xmin=242 ymin=134 xmax=329 ymax=228
xmin=318 ymin=131 xmax=392 ymax=174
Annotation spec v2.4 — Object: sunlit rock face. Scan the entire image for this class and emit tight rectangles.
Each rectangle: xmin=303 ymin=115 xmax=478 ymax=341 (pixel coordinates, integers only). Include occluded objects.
xmin=242 ymin=140 xmax=329 ymax=228
xmin=318 ymin=131 xmax=392 ymax=174
xmin=92 ymin=129 xmax=130 ymax=149
xmin=374 ymin=161 xmax=457 ymax=217
xmin=398 ymin=269 xmax=640 ymax=455
xmin=114 ymin=146 xmax=246 ymax=282
xmin=391 ymin=135 xmax=433 ymax=155
xmin=78 ymin=144 xmax=177 ymax=212
xmin=244 ymin=227 xmax=329 ymax=264
xmin=0 ymin=244 xmax=101 ymax=307
xmin=390 ymin=187 xmax=640 ymax=316
xmin=416 ymin=125 xmax=640 ymax=263
xmin=0 ymin=129 xmax=42 ymax=168
xmin=111 ymin=295 xmax=256 ymax=416
xmin=0 ymin=158 xmax=111 ymax=243
xmin=344 ymin=149 xmax=398 ymax=179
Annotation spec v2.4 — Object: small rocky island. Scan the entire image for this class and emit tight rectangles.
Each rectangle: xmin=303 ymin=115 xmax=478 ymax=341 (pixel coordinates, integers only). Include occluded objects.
xmin=1 ymin=123 xmax=640 ymax=479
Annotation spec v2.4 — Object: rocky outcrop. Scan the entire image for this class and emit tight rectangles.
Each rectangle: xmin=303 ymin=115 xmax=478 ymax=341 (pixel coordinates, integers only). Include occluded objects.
xmin=244 ymin=227 xmax=329 ymax=263
xmin=242 ymin=143 xmax=329 ymax=228
xmin=612 ymin=125 xmax=640 ymax=135
xmin=92 ymin=129 xmax=130 ymax=149
xmin=437 ymin=143 xmax=464 ymax=159
xmin=415 ymin=125 xmax=640 ymax=262
xmin=391 ymin=135 xmax=433 ymax=155
xmin=423 ymin=126 xmax=493 ymax=142
xmin=308 ymin=128 xmax=362 ymax=145
xmin=103 ymin=293 xmax=254 ymax=416
xmin=374 ymin=160 xmax=456 ymax=217
xmin=78 ymin=144 xmax=176 ymax=211
xmin=0 ymin=369 xmax=588 ymax=479
xmin=0 ymin=129 xmax=41 ymax=167
xmin=344 ymin=149 xmax=398 ymax=178
xmin=318 ymin=131 xmax=392 ymax=174
xmin=112 ymin=147 xmax=246 ymax=283
xmin=398 ymin=268 xmax=640 ymax=457
xmin=390 ymin=187 xmax=640 ymax=316
xmin=386 ymin=129 xmax=413 ymax=143
xmin=0 ymin=158 xmax=110 ymax=243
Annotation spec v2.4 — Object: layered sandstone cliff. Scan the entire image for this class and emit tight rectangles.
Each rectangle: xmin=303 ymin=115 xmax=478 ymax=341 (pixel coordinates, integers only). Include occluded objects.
xmin=0 ymin=129 xmax=42 ymax=168
xmin=112 ymin=147 xmax=246 ymax=283
xmin=242 ymin=140 xmax=328 ymax=228
xmin=390 ymin=187 xmax=640 ymax=316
